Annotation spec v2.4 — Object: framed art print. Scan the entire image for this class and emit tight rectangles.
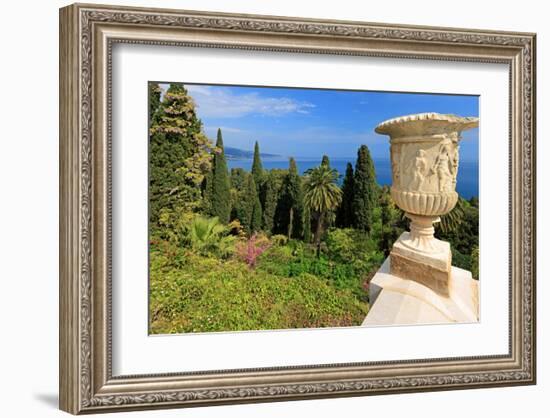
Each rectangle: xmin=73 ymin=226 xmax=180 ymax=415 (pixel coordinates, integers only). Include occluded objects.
xmin=59 ymin=3 xmax=536 ymax=414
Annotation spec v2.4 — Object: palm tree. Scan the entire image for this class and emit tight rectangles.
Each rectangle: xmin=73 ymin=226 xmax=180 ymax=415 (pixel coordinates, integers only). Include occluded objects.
xmin=303 ymin=164 xmax=342 ymax=255
xmin=439 ymin=197 xmax=466 ymax=233
xmin=189 ymin=215 xmax=235 ymax=257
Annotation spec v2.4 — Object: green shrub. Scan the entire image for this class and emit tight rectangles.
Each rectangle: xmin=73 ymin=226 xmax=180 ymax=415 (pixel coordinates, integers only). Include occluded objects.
xmin=451 ymin=246 xmax=471 ymax=272
xmin=324 ymin=228 xmax=381 ymax=263
xmin=324 ymin=228 xmax=357 ymax=262
xmin=155 ymin=207 xmax=194 ymax=245
xmin=271 ymin=234 xmax=288 ymax=246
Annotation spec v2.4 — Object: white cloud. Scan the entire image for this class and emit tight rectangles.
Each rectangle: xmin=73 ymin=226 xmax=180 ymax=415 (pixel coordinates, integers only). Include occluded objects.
xmin=212 ymin=126 xmax=243 ymax=133
xmin=186 ymin=85 xmax=315 ymax=118
xmin=204 ymin=126 xmax=245 ymax=138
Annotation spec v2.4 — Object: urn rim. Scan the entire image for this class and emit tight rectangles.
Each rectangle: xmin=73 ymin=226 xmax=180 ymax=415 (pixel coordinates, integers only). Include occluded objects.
xmin=375 ymin=112 xmax=479 ymax=137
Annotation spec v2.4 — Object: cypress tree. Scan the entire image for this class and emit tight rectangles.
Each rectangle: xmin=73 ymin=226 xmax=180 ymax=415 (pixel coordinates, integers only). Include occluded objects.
xmin=232 ymin=173 xmax=249 ymax=230
xmin=321 ymin=154 xmax=330 ymax=168
xmin=239 ymin=174 xmax=262 ymax=234
xmin=209 ymin=129 xmax=231 ymax=223
xmin=229 ymin=168 xmax=247 ymax=222
xmin=148 ymin=82 xmax=161 ymax=121
xmin=251 ymin=192 xmax=263 ymax=233
xmin=230 ymin=168 xmax=247 ymax=191
xmin=270 ymin=169 xmax=290 ymax=235
xmin=336 ymin=162 xmax=355 ymax=227
xmin=284 ymin=158 xmax=304 ymax=239
xmin=251 ymin=141 xmax=264 ymax=191
xmin=149 ymin=83 xmax=210 ymax=229
xmin=261 ymin=171 xmax=279 ymax=233
xmin=353 ymin=145 xmax=377 ymax=233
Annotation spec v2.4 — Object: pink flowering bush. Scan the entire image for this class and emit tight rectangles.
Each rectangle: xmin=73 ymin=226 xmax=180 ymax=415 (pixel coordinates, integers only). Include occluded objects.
xmin=236 ymin=233 xmax=272 ymax=268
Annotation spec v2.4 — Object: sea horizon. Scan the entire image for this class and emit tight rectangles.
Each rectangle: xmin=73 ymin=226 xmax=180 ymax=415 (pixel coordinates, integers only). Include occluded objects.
xmin=227 ymin=157 xmax=479 ymax=199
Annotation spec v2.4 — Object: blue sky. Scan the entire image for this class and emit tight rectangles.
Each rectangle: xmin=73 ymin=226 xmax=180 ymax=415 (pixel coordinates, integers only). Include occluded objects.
xmin=159 ymin=83 xmax=479 ymax=162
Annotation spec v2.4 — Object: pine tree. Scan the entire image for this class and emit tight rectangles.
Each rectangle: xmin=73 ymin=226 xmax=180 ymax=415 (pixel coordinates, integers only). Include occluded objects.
xmin=149 ymin=83 xmax=211 ymax=231
xmin=283 ymin=158 xmax=304 ymax=239
xmin=336 ymin=162 xmax=355 ymax=227
xmin=353 ymin=145 xmax=377 ymax=233
xmin=207 ymin=129 xmax=232 ymax=223
xmin=251 ymin=141 xmax=264 ymax=191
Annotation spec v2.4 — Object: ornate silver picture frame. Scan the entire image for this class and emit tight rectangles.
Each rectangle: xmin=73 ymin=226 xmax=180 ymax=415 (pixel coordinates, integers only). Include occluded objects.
xmin=59 ymin=3 xmax=536 ymax=414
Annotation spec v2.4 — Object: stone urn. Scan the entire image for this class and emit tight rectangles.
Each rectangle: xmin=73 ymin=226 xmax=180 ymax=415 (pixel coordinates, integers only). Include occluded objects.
xmin=375 ymin=113 xmax=479 ymax=295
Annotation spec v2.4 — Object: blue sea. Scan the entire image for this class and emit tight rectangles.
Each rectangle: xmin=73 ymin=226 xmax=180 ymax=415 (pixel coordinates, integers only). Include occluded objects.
xmin=228 ymin=158 xmax=479 ymax=199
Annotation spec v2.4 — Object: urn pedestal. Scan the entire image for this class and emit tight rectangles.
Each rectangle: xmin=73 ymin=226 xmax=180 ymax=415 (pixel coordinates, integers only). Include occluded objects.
xmin=375 ymin=113 xmax=478 ymax=296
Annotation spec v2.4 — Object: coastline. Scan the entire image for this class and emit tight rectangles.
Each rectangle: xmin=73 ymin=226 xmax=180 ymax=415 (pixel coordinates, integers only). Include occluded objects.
xmin=227 ymin=157 xmax=479 ymax=199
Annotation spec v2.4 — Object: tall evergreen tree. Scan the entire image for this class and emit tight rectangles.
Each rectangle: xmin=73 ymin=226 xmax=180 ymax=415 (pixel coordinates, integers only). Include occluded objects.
xmin=149 ymin=83 xmax=211 ymax=230
xmin=283 ymin=158 xmax=304 ymax=239
xmin=261 ymin=171 xmax=279 ymax=233
xmin=321 ymin=154 xmax=330 ymax=168
xmin=230 ymin=168 xmax=247 ymax=191
xmin=353 ymin=145 xmax=377 ymax=233
xmin=148 ymin=82 xmax=161 ymax=121
xmin=336 ymin=162 xmax=355 ymax=227
xmin=250 ymin=192 xmax=263 ymax=233
xmin=208 ymin=129 xmax=231 ymax=223
xmin=229 ymin=168 xmax=247 ymax=222
xmin=238 ymin=174 xmax=262 ymax=234
xmin=251 ymin=141 xmax=264 ymax=191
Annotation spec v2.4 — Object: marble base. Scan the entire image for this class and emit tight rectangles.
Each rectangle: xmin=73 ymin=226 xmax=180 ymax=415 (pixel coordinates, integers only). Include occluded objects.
xmin=362 ymin=257 xmax=479 ymax=326
xmin=390 ymin=231 xmax=451 ymax=296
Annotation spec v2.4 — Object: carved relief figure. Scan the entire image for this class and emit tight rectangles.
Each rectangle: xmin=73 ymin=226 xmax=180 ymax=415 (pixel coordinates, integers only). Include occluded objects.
xmin=391 ymin=144 xmax=401 ymax=188
xmin=431 ymin=143 xmax=455 ymax=192
xmin=408 ymin=149 xmax=428 ymax=191
xmin=451 ymin=144 xmax=459 ymax=188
